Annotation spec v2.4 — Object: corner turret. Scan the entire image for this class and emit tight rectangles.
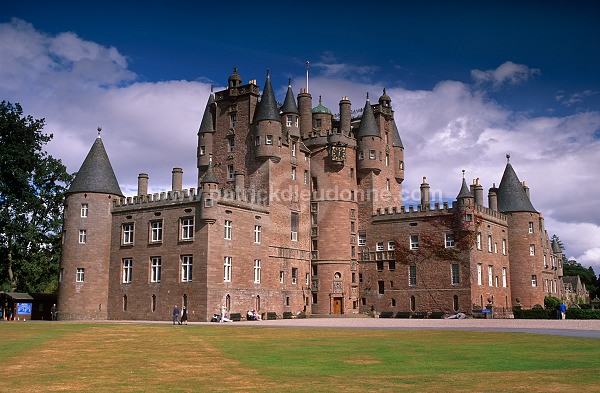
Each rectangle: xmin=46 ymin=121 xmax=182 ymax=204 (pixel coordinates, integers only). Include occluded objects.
xmin=356 ymin=94 xmax=383 ymax=174
xmin=197 ymin=89 xmax=216 ymax=181
xmin=253 ymin=70 xmax=282 ymax=161
xmin=280 ymin=79 xmax=300 ymax=139
xmin=199 ymin=161 xmax=219 ymax=224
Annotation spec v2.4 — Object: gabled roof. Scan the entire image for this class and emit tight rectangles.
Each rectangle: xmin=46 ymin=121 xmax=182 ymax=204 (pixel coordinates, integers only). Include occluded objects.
xmin=496 ymin=163 xmax=537 ymax=213
xmin=280 ymin=81 xmax=298 ymax=114
xmin=457 ymin=178 xmax=473 ymax=199
xmin=391 ymin=120 xmax=403 ymax=148
xmin=254 ymin=72 xmax=280 ymax=122
xmin=357 ymin=96 xmax=380 ymax=138
xmin=67 ymin=135 xmax=123 ymax=197
xmin=198 ymin=92 xmax=215 ymax=134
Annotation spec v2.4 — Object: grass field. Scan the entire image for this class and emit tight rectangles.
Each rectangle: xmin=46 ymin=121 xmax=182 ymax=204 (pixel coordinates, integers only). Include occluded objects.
xmin=1 ymin=322 xmax=599 ymax=392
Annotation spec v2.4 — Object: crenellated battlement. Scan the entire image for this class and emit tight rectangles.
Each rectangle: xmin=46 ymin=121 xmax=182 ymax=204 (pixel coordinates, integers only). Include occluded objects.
xmin=372 ymin=201 xmax=457 ymax=221
xmin=473 ymin=203 xmax=507 ymax=222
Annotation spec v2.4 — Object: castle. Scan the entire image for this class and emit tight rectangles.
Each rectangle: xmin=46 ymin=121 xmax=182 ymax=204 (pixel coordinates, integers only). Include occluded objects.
xmin=57 ymin=67 xmax=565 ymax=321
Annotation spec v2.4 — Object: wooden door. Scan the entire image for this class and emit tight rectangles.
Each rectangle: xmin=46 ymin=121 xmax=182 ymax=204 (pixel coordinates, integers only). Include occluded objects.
xmin=333 ymin=298 xmax=343 ymax=314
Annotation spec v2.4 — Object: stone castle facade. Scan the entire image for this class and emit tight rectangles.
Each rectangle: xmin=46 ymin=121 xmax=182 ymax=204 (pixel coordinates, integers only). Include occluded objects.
xmin=57 ymin=67 xmax=565 ymax=321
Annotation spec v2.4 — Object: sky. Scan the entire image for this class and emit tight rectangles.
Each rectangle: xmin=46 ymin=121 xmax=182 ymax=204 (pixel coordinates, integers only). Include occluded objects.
xmin=2 ymin=1 xmax=600 ymax=274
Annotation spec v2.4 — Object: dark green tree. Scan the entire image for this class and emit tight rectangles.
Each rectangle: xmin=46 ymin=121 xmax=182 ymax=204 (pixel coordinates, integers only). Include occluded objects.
xmin=0 ymin=101 xmax=72 ymax=293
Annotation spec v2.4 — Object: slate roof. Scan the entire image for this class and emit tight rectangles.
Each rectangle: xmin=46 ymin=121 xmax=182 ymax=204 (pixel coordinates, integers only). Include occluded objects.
xmin=391 ymin=121 xmax=404 ymax=148
xmin=200 ymin=163 xmax=218 ymax=184
xmin=254 ymin=73 xmax=280 ymax=122
xmin=457 ymin=178 xmax=473 ymax=199
xmin=198 ymin=92 xmax=215 ymax=134
xmin=496 ymin=163 xmax=537 ymax=213
xmin=551 ymin=238 xmax=562 ymax=254
xmin=280 ymin=81 xmax=298 ymax=114
xmin=67 ymin=136 xmax=123 ymax=197
xmin=357 ymin=97 xmax=380 ymax=138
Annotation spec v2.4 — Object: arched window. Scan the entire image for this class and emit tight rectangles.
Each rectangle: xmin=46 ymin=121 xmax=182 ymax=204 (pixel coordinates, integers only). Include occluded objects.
xmin=151 ymin=294 xmax=156 ymax=312
xmin=256 ymin=295 xmax=261 ymax=312
xmin=410 ymin=296 xmax=416 ymax=312
xmin=123 ymin=295 xmax=128 ymax=312
xmin=453 ymin=295 xmax=459 ymax=312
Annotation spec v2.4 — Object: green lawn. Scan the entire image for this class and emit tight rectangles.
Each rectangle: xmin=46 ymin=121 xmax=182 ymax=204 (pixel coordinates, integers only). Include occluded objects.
xmin=1 ymin=322 xmax=598 ymax=392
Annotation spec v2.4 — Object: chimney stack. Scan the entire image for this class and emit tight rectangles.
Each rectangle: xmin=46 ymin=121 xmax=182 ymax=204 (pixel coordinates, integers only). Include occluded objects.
xmin=420 ymin=176 xmax=430 ymax=209
xmin=172 ymin=168 xmax=183 ymax=192
xmin=137 ymin=173 xmax=148 ymax=196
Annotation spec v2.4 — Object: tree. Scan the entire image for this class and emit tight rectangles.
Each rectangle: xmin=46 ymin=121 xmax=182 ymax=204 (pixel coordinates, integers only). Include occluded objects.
xmin=563 ymin=259 xmax=598 ymax=300
xmin=0 ymin=101 xmax=72 ymax=293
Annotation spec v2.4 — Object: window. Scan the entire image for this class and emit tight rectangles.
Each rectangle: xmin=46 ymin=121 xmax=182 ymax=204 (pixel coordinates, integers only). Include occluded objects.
xmin=388 ymin=241 xmax=395 ymax=251
xmin=200 ymin=146 xmax=206 ymax=155
xmin=306 ymin=272 xmax=310 ymax=285
xmin=291 ymin=140 xmax=296 ymax=156
xmin=351 ymin=246 xmax=356 ymax=258
xmin=227 ymin=165 xmax=234 ymax=180
xmin=377 ymin=261 xmax=384 ymax=271
xmin=122 ymin=259 xmax=132 ymax=283
xmin=291 ymin=167 xmax=296 ymax=180
xmin=228 ymin=137 xmax=235 ymax=152
xmin=410 ymin=234 xmax=419 ymax=250
xmin=488 ymin=266 xmax=493 ymax=286
xmin=502 ymin=238 xmax=506 ymax=255
xmin=266 ymin=135 xmax=273 ymax=145
xmin=151 ymin=257 xmax=161 ymax=283
xmin=316 ymin=118 xmax=322 ymax=128
xmin=465 ymin=214 xmax=473 ymax=222
xmin=295 ymin=116 xmax=299 ymax=127
xmin=350 ymin=167 xmax=354 ymax=179
xmin=453 ymin=295 xmax=459 ymax=312
xmin=80 ymin=203 xmax=88 ymax=217
xmin=409 ymin=265 xmax=417 ymax=286
xmin=529 ymin=244 xmax=535 ymax=256
xmin=204 ymin=198 xmax=212 ymax=207
xmin=487 ymin=234 xmax=492 ymax=252
xmin=279 ymin=271 xmax=284 ymax=284
xmin=378 ymin=280 xmax=385 ymax=294
xmin=544 ymin=255 xmax=548 ymax=268
xmin=286 ymin=115 xmax=293 ymax=127
xmin=386 ymin=178 xmax=390 ymax=191
xmin=181 ymin=255 xmax=193 ymax=282
xmin=445 ymin=233 xmax=455 ymax=248
xmin=291 ymin=212 xmax=298 ymax=241
xmin=350 ymin=221 xmax=356 ymax=233
xmin=385 ymin=153 xmax=389 ymax=166
xmin=410 ymin=296 xmax=416 ymax=312
xmin=531 ymin=274 xmax=538 ymax=287
xmin=254 ymin=259 xmax=261 ymax=283
xmin=528 ymin=221 xmax=534 ymax=234
xmin=181 ymin=218 xmax=194 ymax=240
xmin=477 ymin=264 xmax=482 ymax=285
xmin=224 ymin=220 xmax=232 ymax=240
xmin=476 ymin=232 xmax=482 ymax=250
xmin=79 ymin=229 xmax=87 ymax=244
xmin=369 ymin=150 xmax=376 ymax=159
xmin=151 ymin=221 xmax=163 ymax=243
xmin=451 ymin=263 xmax=460 ymax=285
xmin=76 ymin=268 xmax=85 ymax=282
xmin=399 ymin=160 xmax=404 ymax=170
xmin=291 ymin=268 xmax=298 ymax=284
xmin=230 ymin=113 xmax=237 ymax=129
xmin=358 ymin=232 xmax=366 ymax=246
xmin=254 ymin=136 xmax=260 ymax=146
xmin=358 ymin=151 xmax=364 ymax=160
xmin=304 ymin=170 xmax=308 ymax=185
xmin=376 ymin=242 xmax=384 ymax=251
xmin=59 ymin=268 xmax=64 ymax=283
xmin=254 ymin=225 xmax=261 ymax=244
xmin=389 ymin=261 xmax=396 ymax=271
xmin=224 ymin=257 xmax=232 ymax=282
xmin=502 ymin=267 xmax=507 ymax=287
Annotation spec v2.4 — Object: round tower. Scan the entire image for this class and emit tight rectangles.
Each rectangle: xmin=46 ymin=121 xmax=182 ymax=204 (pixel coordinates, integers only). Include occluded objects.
xmin=280 ymin=79 xmax=300 ymax=140
xmin=356 ymin=94 xmax=383 ymax=174
xmin=199 ymin=162 xmax=219 ymax=224
xmin=197 ymin=89 xmax=216 ymax=182
xmin=297 ymin=89 xmax=312 ymax=139
xmin=254 ymin=71 xmax=282 ymax=161
xmin=58 ymin=130 xmax=124 ymax=320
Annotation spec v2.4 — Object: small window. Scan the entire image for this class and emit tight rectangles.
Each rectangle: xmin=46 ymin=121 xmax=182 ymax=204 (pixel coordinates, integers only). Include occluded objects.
xmin=291 ymin=268 xmax=298 ymax=284
xmin=228 ymin=137 xmax=235 ymax=152
xmin=80 ymin=203 xmax=88 ymax=217
xmin=445 ymin=233 xmax=455 ymax=248
xmin=224 ymin=220 xmax=232 ymax=240
xmin=291 ymin=167 xmax=296 ymax=180
xmin=266 ymin=135 xmax=273 ymax=145
xmin=200 ymin=146 xmax=206 ymax=155
xmin=254 ymin=225 xmax=261 ymax=244
xmin=150 ymin=221 xmax=163 ymax=243
xmin=451 ymin=263 xmax=460 ymax=285
xmin=388 ymin=260 xmax=396 ymax=271
xmin=528 ymin=222 xmax=534 ymax=234
xmin=151 ymin=257 xmax=161 ymax=283
xmin=376 ymin=242 xmax=384 ymax=251
xmin=204 ymin=198 xmax=212 ymax=208
xmin=279 ymin=271 xmax=284 ymax=284
xmin=79 ymin=229 xmax=87 ymax=244
xmin=254 ymin=259 xmax=261 ymax=284
xmin=224 ymin=256 xmax=232 ymax=282
xmin=476 ymin=232 xmax=482 ymax=250
xmin=410 ymin=235 xmax=419 ymax=250
xmin=377 ymin=261 xmax=384 ymax=272
xmin=358 ymin=232 xmax=366 ymax=246
xmin=358 ymin=151 xmax=364 ymax=160
xmin=286 ymin=115 xmax=293 ymax=127
xmin=181 ymin=255 xmax=193 ymax=282
xmin=227 ymin=165 xmax=234 ymax=180
xmin=409 ymin=265 xmax=416 ymax=286
xmin=181 ymin=218 xmax=194 ymax=240
xmin=122 ymin=259 xmax=132 ymax=283
xmin=529 ymin=244 xmax=535 ymax=256
xmin=230 ymin=113 xmax=237 ymax=129
xmin=369 ymin=150 xmax=376 ymax=159
xmin=388 ymin=241 xmax=395 ymax=251
xmin=76 ymin=268 xmax=85 ymax=283
xmin=122 ymin=224 xmax=134 ymax=245
xmin=531 ymin=274 xmax=538 ymax=287
xmin=291 ymin=212 xmax=299 ymax=241
xmin=378 ymin=280 xmax=385 ymax=294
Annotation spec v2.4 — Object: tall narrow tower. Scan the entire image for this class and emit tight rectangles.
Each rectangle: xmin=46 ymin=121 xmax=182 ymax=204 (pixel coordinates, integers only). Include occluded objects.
xmin=58 ymin=130 xmax=123 ymax=320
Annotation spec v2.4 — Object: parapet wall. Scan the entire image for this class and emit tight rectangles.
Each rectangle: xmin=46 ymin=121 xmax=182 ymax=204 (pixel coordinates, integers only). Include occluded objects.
xmin=371 ymin=201 xmax=507 ymax=224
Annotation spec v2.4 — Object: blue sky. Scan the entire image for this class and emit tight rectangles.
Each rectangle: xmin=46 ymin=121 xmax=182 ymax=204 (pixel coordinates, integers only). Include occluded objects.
xmin=2 ymin=1 xmax=600 ymax=272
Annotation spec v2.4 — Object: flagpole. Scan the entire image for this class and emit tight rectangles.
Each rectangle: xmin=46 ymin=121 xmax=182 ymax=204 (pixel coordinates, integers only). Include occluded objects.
xmin=306 ymin=61 xmax=309 ymax=93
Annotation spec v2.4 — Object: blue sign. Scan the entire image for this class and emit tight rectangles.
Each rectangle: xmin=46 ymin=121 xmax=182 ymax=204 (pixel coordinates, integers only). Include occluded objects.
xmin=17 ymin=303 xmax=32 ymax=315
xmin=482 ymin=309 xmax=491 ymax=313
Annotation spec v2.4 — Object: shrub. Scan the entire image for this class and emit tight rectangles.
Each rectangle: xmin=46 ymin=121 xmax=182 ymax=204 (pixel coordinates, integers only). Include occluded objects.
xmin=513 ymin=308 xmax=553 ymax=319
xmin=566 ymin=308 xmax=600 ymax=319
xmin=544 ymin=296 xmax=561 ymax=310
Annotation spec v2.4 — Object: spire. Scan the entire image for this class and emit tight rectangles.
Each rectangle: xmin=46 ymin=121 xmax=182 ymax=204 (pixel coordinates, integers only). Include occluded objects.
xmin=198 ymin=92 xmax=215 ymax=135
xmin=391 ymin=120 xmax=404 ymax=148
xmin=496 ymin=162 xmax=537 ymax=213
xmin=357 ymin=94 xmax=380 ymax=137
xmin=254 ymin=71 xmax=280 ymax=121
xmin=281 ymin=79 xmax=299 ymax=114
xmin=457 ymin=170 xmax=473 ymax=199
xmin=200 ymin=161 xmax=218 ymax=184
xmin=67 ymin=135 xmax=123 ymax=197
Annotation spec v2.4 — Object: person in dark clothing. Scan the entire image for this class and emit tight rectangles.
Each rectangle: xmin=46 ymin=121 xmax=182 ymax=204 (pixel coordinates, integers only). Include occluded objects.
xmin=181 ymin=306 xmax=188 ymax=325
xmin=50 ymin=304 xmax=58 ymax=321
xmin=173 ymin=305 xmax=180 ymax=325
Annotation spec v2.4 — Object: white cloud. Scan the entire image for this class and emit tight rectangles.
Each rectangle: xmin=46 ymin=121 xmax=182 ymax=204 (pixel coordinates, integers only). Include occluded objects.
xmin=471 ymin=61 xmax=540 ymax=88
xmin=1 ymin=20 xmax=598 ymax=276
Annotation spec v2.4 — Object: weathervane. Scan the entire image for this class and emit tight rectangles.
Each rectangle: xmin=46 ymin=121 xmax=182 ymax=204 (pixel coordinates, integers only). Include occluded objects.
xmin=97 ymin=127 xmax=102 ymax=137
xmin=506 ymin=154 xmax=510 ymax=163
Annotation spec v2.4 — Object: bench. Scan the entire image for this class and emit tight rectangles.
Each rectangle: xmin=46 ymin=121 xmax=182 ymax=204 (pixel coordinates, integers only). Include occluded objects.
xmin=267 ymin=312 xmax=277 ymax=320
xmin=229 ymin=313 xmax=241 ymax=321
xmin=430 ymin=311 xmax=445 ymax=319
xmin=412 ymin=311 xmax=428 ymax=319
xmin=379 ymin=311 xmax=394 ymax=318
xmin=283 ymin=311 xmax=293 ymax=319
xmin=395 ymin=311 xmax=411 ymax=318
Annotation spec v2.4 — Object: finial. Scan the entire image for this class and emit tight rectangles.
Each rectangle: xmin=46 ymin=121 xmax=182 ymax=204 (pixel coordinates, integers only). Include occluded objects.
xmin=267 ymin=69 xmax=270 ymax=79
xmin=210 ymin=84 xmax=214 ymax=93
xmin=383 ymin=88 xmax=386 ymax=95
xmin=288 ymin=78 xmax=291 ymax=87
xmin=97 ymin=127 xmax=102 ymax=138
xmin=319 ymin=95 xmax=322 ymax=104
xmin=462 ymin=169 xmax=465 ymax=178
xmin=506 ymin=154 xmax=510 ymax=163
xmin=366 ymin=92 xmax=370 ymax=101
xmin=233 ymin=66 xmax=238 ymax=74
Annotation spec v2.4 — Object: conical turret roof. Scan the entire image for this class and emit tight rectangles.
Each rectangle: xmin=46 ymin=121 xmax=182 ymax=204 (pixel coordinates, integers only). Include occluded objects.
xmin=281 ymin=80 xmax=298 ymax=114
xmin=457 ymin=177 xmax=473 ymax=199
xmin=254 ymin=72 xmax=280 ymax=122
xmin=67 ymin=133 xmax=123 ymax=197
xmin=496 ymin=162 xmax=537 ymax=213
xmin=391 ymin=120 xmax=404 ymax=148
xmin=551 ymin=238 xmax=562 ymax=254
xmin=357 ymin=95 xmax=380 ymax=138
xmin=198 ymin=92 xmax=215 ymax=135
xmin=200 ymin=162 xmax=218 ymax=184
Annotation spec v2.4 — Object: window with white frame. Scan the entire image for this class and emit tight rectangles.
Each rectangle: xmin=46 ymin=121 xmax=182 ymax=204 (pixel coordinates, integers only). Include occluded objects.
xmin=204 ymin=198 xmax=212 ymax=207
xmin=122 ymin=224 xmax=133 ymax=245
xmin=306 ymin=272 xmax=310 ymax=285
xmin=286 ymin=115 xmax=293 ymax=127
xmin=254 ymin=225 xmax=261 ymax=244
xmin=502 ymin=267 xmax=507 ymax=287
xmin=528 ymin=221 xmax=534 ymax=234
xmin=358 ymin=150 xmax=364 ymax=160
xmin=385 ymin=153 xmax=389 ymax=166
xmin=487 ymin=234 xmax=492 ymax=252
xmin=477 ymin=232 xmax=482 ymax=250
xmin=200 ymin=145 xmax=206 ymax=155
xmin=451 ymin=263 xmax=460 ymax=285
xmin=488 ymin=266 xmax=493 ymax=286
xmin=502 ymin=238 xmax=506 ymax=255
xmin=266 ymin=135 xmax=273 ymax=145
xmin=150 ymin=221 xmax=163 ymax=243
xmin=386 ymin=178 xmax=390 ymax=191
xmin=291 ymin=140 xmax=296 ymax=156
xmin=279 ymin=271 xmax=284 ymax=284
xmin=531 ymin=274 xmax=537 ymax=287
xmin=122 ymin=259 xmax=132 ymax=283
xmin=181 ymin=218 xmax=194 ymax=240
xmin=445 ymin=233 xmax=455 ymax=248
xmin=376 ymin=242 xmax=384 ymax=251
xmin=388 ymin=241 xmax=395 ymax=251
xmin=410 ymin=234 xmax=419 ymax=250
xmin=76 ymin=267 xmax=85 ymax=283
xmin=224 ymin=220 xmax=232 ymax=240
xmin=227 ymin=165 xmax=234 ymax=180
xmin=369 ymin=150 xmax=376 ymax=159
xmin=358 ymin=232 xmax=366 ymax=246
xmin=544 ymin=254 xmax=548 ymax=268
xmin=409 ymin=265 xmax=417 ymax=286
xmin=477 ymin=264 xmax=482 ymax=285
xmin=304 ymin=170 xmax=308 ymax=185
xmin=291 ymin=167 xmax=296 ymax=180
xmin=291 ymin=268 xmax=298 ymax=284
xmin=79 ymin=229 xmax=87 ymax=244
xmin=224 ymin=256 xmax=232 ymax=282
xmin=254 ymin=259 xmax=261 ymax=283
xmin=291 ymin=212 xmax=298 ymax=241
xmin=529 ymin=244 xmax=535 ymax=256
xmin=80 ymin=203 xmax=88 ymax=217
xmin=151 ymin=257 xmax=161 ymax=283
xmin=181 ymin=255 xmax=193 ymax=282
